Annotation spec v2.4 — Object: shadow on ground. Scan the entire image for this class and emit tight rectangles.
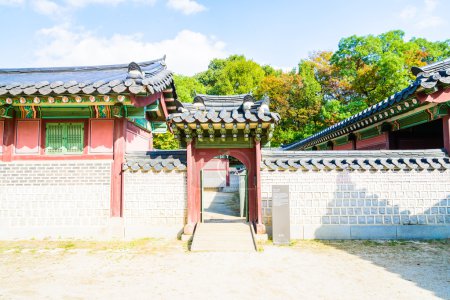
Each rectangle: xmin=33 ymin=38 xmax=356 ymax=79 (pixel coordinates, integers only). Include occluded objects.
xmin=291 ymin=239 xmax=450 ymax=299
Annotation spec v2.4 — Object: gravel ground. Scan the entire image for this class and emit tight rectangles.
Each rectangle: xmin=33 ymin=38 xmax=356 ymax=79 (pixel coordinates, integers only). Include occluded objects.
xmin=0 ymin=239 xmax=448 ymax=300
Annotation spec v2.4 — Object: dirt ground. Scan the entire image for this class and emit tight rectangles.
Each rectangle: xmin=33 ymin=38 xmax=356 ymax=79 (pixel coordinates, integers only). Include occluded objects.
xmin=0 ymin=239 xmax=449 ymax=300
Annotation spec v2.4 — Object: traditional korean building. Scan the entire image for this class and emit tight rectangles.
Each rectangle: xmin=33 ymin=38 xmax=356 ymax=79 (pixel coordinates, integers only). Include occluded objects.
xmin=0 ymin=57 xmax=449 ymax=243
xmin=0 ymin=58 xmax=178 ymax=238
xmin=283 ymin=59 xmax=450 ymax=152
xmin=126 ymin=94 xmax=280 ymax=236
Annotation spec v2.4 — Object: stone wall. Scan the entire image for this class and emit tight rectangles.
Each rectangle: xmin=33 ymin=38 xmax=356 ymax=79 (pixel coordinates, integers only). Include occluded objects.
xmin=123 ymin=170 xmax=187 ymax=238
xmin=261 ymin=168 xmax=450 ymax=239
xmin=0 ymin=160 xmax=113 ymax=239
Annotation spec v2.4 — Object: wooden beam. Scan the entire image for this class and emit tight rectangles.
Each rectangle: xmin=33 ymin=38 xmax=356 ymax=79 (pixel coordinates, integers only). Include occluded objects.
xmin=2 ymin=117 xmax=15 ymax=162
xmin=417 ymin=87 xmax=450 ymax=104
xmin=255 ymin=140 xmax=265 ymax=234
xmin=183 ymin=140 xmax=196 ymax=235
xmin=130 ymin=93 xmax=160 ymax=107
xmin=111 ymin=117 xmax=126 ymax=217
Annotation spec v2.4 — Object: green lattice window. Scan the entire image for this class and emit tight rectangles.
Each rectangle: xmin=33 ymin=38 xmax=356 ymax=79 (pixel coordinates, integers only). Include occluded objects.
xmin=45 ymin=123 xmax=84 ymax=154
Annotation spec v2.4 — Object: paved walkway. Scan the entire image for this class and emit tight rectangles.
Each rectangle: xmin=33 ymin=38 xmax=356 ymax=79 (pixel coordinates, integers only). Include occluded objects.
xmin=193 ymin=190 xmax=254 ymax=251
xmin=190 ymin=222 xmax=255 ymax=252
xmin=202 ymin=190 xmax=245 ymax=222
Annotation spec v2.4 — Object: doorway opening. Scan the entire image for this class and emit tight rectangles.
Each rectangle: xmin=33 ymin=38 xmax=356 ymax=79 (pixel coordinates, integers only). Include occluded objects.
xmin=200 ymin=155 xmax=248 ymax=223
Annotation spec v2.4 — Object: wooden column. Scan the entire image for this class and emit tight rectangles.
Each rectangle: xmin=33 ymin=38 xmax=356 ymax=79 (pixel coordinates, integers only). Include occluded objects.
xmin=225 ymin=159 xmax=230 ymax=186
xmin=2 ymin=117 xmax=15 ymax=162
xmin=255 ymin=140 xmax=265 ymax=234
xmin=111 ymin=117 xmax=126 ymax=217
xmin=184 ymin=140 xmax=196 ymax=235
xmin=443 ymin=115 xmax=450 ymax=155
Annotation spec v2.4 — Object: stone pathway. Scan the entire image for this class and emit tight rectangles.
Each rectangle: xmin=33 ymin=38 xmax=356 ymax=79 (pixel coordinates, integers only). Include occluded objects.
xmin=190 ymin=222 xmax=256 ymax=252
xmin=191 ymin=191 xmax=254 ymax=251
xmin=202 ymin=190 xmax=244 ymax=222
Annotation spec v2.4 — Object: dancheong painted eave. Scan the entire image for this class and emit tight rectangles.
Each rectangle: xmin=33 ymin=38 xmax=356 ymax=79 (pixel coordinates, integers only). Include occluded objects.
xmin=0 ymin=57 xmax=176 ymax=107
xmin=167 ymin=93 xmax=280 ymax=144
xmin=282 ymin=59 xmax=450 ymax=151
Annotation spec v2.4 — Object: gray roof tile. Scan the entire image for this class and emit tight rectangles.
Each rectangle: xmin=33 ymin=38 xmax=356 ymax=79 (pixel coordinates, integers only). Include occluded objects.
xmin=167 ymin=94 xmax=280 ymax=124
xmin=0 ymin=57 xmax=173 ymax=97
xmin=261 ymin=149 xmax=450 ymax=171
xmin=124 ymin=150 xmax=187 ymax=172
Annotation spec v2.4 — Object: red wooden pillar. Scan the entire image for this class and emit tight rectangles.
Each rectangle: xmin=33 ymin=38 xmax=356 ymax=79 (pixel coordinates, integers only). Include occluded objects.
xmin=184 ymin=140 xmax=196 ymax=235
xmin=225 ymin=159 xmax=230 ymax=186
xmin=2 ymin=117 xmax=15 ymax=162
xmin=255 ymin=140 xmax=265 ymax=234
xmin=111 ymin=117 xmax=126 ymax=217
xmin=443 ymin=115 xmax=450 ymax=155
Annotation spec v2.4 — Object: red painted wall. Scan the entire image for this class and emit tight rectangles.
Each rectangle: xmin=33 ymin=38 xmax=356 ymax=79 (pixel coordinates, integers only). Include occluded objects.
xmin=334 ymin=142 xmax=353 ymax=150
xmin=356 ymin=133 xmax=388 ymax=150
xmin=202 ymin=158 xmax=228 ymax=171
xmin=0 ymin=118 xmax=114 ymax=161
xmin=89 ymin=119 xmax=114 ymax=154
xmin=185 ymin=144 xmax=259 ymax=234
xmin=15 ymin=120 xmax=40 ymax=154
xmin=0 ymin=120 xmax=3 ymax=154
xmin=126 ymin=121 xmax=152 ymax=153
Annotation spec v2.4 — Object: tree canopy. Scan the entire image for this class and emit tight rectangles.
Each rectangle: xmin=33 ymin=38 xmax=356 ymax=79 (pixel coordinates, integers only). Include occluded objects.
xmin=153 ymin=30 xmax=450 ymax=148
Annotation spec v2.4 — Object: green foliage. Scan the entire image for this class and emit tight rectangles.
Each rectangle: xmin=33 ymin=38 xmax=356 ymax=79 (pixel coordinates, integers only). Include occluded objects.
xmin=196 ymin=55 xmax=266 ymax=94
xmin=167 ymin=31 xmax=450 ymax=148
xmin=331 ymin=30 xmax=450 ymax=105
xmin=153 ymin=132 xmax=179 ymax=150
xmin=173 ymin=74 xmax=206 ymax=103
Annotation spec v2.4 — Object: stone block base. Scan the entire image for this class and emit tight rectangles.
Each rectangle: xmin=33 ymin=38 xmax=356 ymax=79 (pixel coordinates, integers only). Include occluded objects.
xmin=290 ymin=225 xmax=450 ymax=240
xmin=181 ymin=234 xmax=193 ymax=242
xmin=254 ymin=234 xmax=268 ymax=242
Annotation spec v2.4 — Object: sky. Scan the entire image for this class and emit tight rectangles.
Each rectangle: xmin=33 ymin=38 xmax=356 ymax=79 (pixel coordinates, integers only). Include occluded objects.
xmin=0 ymin=0 xmax=448 ymax=75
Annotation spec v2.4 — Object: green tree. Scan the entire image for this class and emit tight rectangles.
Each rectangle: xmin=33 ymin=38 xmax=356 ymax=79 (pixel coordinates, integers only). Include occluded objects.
xmin=254 ymin=61 xmax=323 ymax=146
xmin=331 ymin=30 xmax=450 ymax=105
xmin=197 ymin=55 xmax=266 ymax=94
xmin=153 ymin=132 xmax=179 ymax=150
xmin=173 ymin=74 xmax=206 ymax=103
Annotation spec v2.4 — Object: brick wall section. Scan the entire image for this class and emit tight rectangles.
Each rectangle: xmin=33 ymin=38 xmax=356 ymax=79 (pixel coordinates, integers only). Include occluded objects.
xmin=261 ymin=169 xmax=450 ymax=239
xmin=123 ymin=170 xmax=187 ymax=238
xmin=0 ymin=160 xmax=112 ymax=239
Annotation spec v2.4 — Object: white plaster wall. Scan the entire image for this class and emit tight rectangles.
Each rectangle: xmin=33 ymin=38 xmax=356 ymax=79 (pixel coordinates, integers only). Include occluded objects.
xmin=123 ymin=170 xmax=187 ymax=238
xmin=0 ymin=160 xmax=113 ymax=239
xmin=261 ymin=169 xmax=450 ymax=239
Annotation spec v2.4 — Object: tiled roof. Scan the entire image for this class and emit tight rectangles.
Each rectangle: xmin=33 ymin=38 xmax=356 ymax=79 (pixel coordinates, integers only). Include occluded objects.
xmin=0 ymin=57 xmax=173 ymax=97
xmin=262 ymin=149 xmax=450 ymax=171
xmin=283 ymin=58 xmax=450 ymax=150
xmin=167 ymin=94 xmax=280 ymax=124
xmin=123 ymin=150 xmax=187 ymax=172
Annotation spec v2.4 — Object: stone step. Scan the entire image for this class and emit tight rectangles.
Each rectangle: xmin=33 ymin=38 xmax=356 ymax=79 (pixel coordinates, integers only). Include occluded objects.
xmin=190 ymin=222 xmax=256 ymax=252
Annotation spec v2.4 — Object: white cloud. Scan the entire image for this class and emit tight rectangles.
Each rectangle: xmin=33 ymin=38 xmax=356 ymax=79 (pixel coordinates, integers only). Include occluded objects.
xmin=417 ymin=15 xmax=445 ymax=29
xmin=0 ymin=0 xmax=205 ymax=15
xmin=31 ymin=0 xmax=64 ymax=16
xmin=398 ymin=0 xmax=445 ymax=29
xmin=167 ymin=0 xmax=205 ymax=15
xmin=64 ymin=0 xmax=156 ymax=8
xmin=399 ymin=6 xmax=417 ymax=20
xmin=424 ymin=0 xmax=438 ymax=12
xmin=34 ymin=25 xmax=226 ymax=75
xmin=0 ymin=0 xmax=23 ymax=4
